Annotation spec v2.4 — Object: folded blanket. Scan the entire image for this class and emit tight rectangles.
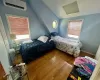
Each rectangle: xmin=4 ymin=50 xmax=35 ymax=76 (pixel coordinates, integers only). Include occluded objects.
xmin=81 ymin=63 xmax=95 ymax=74
xmin=74 ymin=57 xmax=96 ymax=75
xmin=76 ymin=68 xmax=90 ymax=78
xmin=74 ymin=57 xmax=96 ymax=67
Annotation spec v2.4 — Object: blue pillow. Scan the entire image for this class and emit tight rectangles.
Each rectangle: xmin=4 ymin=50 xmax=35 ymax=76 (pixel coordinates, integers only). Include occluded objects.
xmin=50 ymin=32 xmax=59 ymax=36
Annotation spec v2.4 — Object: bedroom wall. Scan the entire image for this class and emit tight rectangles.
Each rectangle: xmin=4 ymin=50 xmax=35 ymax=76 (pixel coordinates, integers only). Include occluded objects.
xmin=59 ymin=13 xmax=100 ymax=54
xmin=28 ymin=0 xmax=60 ymax=33
xmin=0 ymin=0 xmax=49 ymax=46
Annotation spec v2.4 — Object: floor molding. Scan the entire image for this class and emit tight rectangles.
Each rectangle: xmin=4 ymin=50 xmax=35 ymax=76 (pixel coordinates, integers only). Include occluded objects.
xmin=81 ymin=50 xmax=95 ymax=56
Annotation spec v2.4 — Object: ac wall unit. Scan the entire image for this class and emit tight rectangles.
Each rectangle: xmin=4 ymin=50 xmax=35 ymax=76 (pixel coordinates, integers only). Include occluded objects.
xmin=3 ymin=0 xmax=27 ymax=11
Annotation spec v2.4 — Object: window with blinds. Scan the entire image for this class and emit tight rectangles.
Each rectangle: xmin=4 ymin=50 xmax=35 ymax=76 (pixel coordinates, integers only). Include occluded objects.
xmin=68 ymin=20 xmax=83 ymax=38
xmin=7 ymin=16 xmax=30 ymax=40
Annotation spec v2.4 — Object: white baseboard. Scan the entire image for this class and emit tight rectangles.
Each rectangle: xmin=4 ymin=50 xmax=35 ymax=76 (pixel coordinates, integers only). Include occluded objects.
xmin=81 ymin=50 xmax=95 ymax=56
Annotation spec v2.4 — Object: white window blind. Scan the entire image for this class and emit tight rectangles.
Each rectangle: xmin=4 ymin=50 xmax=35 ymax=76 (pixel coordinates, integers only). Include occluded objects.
xmin=68 ymin=20 xmax=83 ymax=38
xmin=7 ymin=16 xmax=30 ymax=40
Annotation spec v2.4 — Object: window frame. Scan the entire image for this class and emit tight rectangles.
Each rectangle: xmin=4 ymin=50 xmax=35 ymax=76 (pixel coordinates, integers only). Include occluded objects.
xmin=6 ymin=14 xmax=30 ymax=40
xmin=67 ymin=19 xmax=83 ymax=39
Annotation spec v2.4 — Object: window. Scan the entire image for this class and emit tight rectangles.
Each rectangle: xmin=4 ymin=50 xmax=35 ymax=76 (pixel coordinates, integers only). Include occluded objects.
xmin=68 ymin=20 xmax=83 ymax=38
xmin=52 ymin=20 xmax=58 ymax=29
xmin=7 ymin=15 xmax=30 ymax=40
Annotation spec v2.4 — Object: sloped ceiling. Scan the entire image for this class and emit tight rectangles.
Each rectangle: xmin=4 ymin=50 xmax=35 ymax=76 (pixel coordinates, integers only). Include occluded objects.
xmin=42 ymin=0 xmax=100 ymax=18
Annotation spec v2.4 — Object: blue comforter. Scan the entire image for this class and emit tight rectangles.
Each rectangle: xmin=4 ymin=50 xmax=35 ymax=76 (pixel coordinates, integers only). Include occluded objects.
xmin=20 ymin=40 xmax=55 ymax=63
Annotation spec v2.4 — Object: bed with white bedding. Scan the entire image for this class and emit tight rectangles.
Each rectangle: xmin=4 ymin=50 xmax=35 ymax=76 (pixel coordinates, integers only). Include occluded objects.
xmin=52 ymin=36 xmax=82 ymax=57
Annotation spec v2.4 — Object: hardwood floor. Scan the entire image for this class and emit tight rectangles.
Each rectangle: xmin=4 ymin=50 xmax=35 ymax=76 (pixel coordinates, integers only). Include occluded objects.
xmin=0 ymin=63 xmax=6 ymax=80
xmin=14 ymin=49 xmax=94 ymax=80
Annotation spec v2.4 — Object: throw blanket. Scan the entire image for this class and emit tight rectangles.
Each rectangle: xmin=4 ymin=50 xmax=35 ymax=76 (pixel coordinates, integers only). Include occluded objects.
xmin=74 ymin=57 xmax=97 ymax=77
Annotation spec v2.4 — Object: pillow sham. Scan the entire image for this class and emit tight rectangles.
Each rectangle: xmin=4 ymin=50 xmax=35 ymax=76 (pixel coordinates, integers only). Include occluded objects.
xmin=38 ymin=36 xmax=48 ymax=43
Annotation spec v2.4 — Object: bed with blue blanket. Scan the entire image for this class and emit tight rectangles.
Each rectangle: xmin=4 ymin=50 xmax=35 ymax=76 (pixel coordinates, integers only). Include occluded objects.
xmin=20 ymin=39 xmax=55 ymax=63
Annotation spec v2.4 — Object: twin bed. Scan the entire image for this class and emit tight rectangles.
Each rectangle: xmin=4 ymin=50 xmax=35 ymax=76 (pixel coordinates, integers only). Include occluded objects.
xmin=52 ymin=36 xmax=82 ymax=57
xmin=20 ymin=33 xmax=82 ymax=63
xmin=20 ymin=39 xmax=55 ymax=63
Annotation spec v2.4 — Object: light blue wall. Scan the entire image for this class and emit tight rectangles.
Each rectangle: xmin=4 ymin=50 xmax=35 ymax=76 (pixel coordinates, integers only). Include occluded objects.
xmin=59 ymin=13 xmax=100 ymax=54
xmin=28 ymin=0 xmax=59 ymax=33
xmin=0 ymin=0 xmax=49 ymax=46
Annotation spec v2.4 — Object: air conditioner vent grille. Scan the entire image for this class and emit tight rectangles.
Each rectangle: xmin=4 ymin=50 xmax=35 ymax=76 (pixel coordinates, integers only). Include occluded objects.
xmin=63 ymin=1 xmax=79 ymax=15
xmin=5 ymin=2 xmax=24 ymax=9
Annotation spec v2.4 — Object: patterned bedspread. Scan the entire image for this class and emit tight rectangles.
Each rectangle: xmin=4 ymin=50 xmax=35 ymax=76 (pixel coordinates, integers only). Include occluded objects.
xmin=52 ymin=36 xmax=82 ymax=57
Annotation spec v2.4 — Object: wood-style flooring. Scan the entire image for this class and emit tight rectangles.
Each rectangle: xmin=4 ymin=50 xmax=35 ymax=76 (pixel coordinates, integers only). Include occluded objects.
xmin=0 ymin=63 xmax=6 ymax=80
xmin=14 ymin=49 xmax=94 ymax=80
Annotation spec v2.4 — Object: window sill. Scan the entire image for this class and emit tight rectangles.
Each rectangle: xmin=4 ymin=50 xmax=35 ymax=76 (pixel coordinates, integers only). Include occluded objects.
xmin=67 ymin=35 xmax=79 ymax=40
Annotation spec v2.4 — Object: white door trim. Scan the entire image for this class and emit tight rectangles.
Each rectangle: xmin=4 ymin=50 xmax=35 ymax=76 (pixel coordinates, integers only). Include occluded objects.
xmin=90 ymin=58 xmax=100 ymax=80
xmin=0 ymin=16 xmax=9 ymax=51
xmin=0 ymin=16 xmax=10 ymax=74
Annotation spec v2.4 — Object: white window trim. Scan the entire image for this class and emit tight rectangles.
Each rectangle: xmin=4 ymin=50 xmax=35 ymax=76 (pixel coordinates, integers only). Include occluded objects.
xmin=68 ymin=34 xmax=79 ymax=39
xmin=67 ymin=19 xmax=84 ymax=39
xmin=6 ymin=14 xmax=30 ymax=40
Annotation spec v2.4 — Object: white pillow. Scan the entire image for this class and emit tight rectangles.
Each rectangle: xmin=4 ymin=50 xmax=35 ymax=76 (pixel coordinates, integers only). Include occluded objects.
xmin=22 ymin=39 xmax=33 ymax=44
xmin=38 ymin=36 xmax=48 ymax=43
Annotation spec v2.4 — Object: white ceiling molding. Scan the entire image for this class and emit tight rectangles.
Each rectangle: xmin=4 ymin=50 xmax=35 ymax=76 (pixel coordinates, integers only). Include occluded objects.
xmin=42 ymin=0 xmax=100 ymax=18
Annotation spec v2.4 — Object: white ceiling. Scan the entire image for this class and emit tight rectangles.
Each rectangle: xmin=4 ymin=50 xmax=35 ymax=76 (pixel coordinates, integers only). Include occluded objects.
xmin=42 ymin=0 xmax=100 ymax=18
